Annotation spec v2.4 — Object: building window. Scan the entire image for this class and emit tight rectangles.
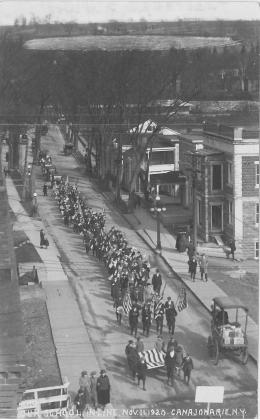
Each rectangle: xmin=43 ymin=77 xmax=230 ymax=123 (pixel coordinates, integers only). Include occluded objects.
xmin=212 ymin=164 xmax=223 ymax=191
xmin=255 ymin=242 xmax=259 ymax=259
xmin=256 ymin=203 xmax=259 ymax=224
xmin=255 ymin=162 xmax=259 ymax=187
xmin=227 ymin=162 xmax=233 ymax=186
xmin=228 ymin=201 xmax=233 ymax=224
xmin=197 ymin=199 xmax=202 ymax=226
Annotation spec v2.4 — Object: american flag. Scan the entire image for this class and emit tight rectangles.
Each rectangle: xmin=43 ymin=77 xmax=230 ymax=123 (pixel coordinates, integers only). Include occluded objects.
xmin=123 ymin=290 xmax=132 ymax=314
xmin=154 ymin=295 xmax=164 ymax=318
xmin=177 ymin=288 xmax=188 ymax=312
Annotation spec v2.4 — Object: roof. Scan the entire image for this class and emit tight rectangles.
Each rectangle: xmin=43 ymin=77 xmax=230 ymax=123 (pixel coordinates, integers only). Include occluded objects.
xmin=24 ymin=35 xmax=238 ymax=52
xmin=213 ymin=296 xmax=248 ymax=311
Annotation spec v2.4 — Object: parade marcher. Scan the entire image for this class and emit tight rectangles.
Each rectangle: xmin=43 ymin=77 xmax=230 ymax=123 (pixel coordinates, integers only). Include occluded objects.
xmin=155 ymin=335 xmax=165 ymax=353
xmin=152 ymin=269 xmax=162 ymax=295
xmin=89 ymin=371 xmax=98 ymax=410
xmin=189 ymin=256 xmax=197 ymax=281
xmin=74 ymin=387 xmax=87 ymax=418
xmin=165 ymin=297 xmax=177 ymax=335
xmin=174 ymin=344 xmax=184 ymax=377
xmin=125 ymin=340 xmax=134 ymax=357
xmin=114 ymin=297 xmax=123 ymax=325
xmin=182 ymin=354 xmax=194 ymax=385
xmin=129 ymin=304 xmax=139 ymax=337
xmin=136 ymin=356 xmax=148 ymax=391
xmin=126 ymin=342 xmax=139 ymax=380
xmin=165 ymin=348 xmax=176 ymax=386
xmin=199 ymin=253 xmax=208 ymax=281
xmin=96 ymin=370 xmax=110 ymax=410
xmin=136 ymin=336 xmax=144 ymax=353
xmin=43 ymin=183 xmax=48 ymax=196
xmin=142 ymin=303 xmax=152 ymax=337
xmin=166 ymin=336 xmax=178 ymax=353
xmin=155 ymin=303 xmax=164 ymax=335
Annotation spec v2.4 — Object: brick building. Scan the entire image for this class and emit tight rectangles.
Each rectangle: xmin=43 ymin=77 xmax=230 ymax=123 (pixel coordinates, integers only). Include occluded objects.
xmin=179 ymin=122 xmax=259 ymax=259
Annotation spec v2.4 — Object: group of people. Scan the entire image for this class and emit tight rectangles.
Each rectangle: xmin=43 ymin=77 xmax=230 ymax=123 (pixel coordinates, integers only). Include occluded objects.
xmin=125 ymin=335 xmax=194 ymax=390
xmin=187 ymin=243 xmax=209 ymax=282
xmin=74 ymin=370 xmax=111 ymax=417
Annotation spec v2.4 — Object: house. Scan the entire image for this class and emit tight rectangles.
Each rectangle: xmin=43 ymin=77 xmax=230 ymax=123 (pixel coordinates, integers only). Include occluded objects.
xmin=178 ymin=121 xmax=259 ymax=259
xmin=123 ymin=120 xmax=185 ymax=202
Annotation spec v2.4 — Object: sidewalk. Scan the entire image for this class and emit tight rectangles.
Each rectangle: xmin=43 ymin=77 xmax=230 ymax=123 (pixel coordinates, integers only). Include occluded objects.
xmin=122 ymin=205 xmax=258 ymax=363
xmin=5 ymin=176 xmax=99 ymax=393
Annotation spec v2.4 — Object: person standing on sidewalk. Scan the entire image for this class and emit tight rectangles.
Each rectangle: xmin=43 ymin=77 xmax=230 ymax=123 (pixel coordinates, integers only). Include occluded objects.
xmin=40 ymin=229 xmax=45 ymax=248
xmin=96 ymin=370 xmax=110 ymax=410
xmin=43 ymin=183 xmax=48 ymax=196
xmin=89 ymin=371 xmax=98 ymax=410
xmin=199 ymin=253 xmax=208 ymax=282
xmin=229 ymin=239 xmax=236 ymax=260
xmin=189 ymin=257 xmax=197 ymax=282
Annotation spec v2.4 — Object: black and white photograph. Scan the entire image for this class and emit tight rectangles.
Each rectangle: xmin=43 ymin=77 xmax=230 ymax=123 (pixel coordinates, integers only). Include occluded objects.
xmin=0 ymin=0 xmax=259 ymax=418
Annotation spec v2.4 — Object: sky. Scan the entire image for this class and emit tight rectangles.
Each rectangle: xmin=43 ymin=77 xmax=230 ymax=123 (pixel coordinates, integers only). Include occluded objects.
xmin=0 ymin=0 xmax=259 ymax=25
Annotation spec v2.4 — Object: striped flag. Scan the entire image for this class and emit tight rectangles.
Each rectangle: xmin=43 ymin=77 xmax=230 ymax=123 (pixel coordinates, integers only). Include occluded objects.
xmin=139 ymin=349 xmax=166 ymax=369
xmin=177 ymin=288 xmax=188 ymax=312
xmin=154 ymin=295 xmax=164 ymax=318
xmin=123 ymin=290 xmax=132 ymax=314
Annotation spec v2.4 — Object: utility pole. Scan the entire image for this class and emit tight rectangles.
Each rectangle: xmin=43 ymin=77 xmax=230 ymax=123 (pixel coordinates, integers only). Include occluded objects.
xmin=22 ymin=138 xmax=29 ymax=201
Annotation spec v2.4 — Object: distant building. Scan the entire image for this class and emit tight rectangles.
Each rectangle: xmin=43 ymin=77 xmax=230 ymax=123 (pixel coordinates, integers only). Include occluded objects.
xmin=179 ymin=122 xmax=259 ymax=259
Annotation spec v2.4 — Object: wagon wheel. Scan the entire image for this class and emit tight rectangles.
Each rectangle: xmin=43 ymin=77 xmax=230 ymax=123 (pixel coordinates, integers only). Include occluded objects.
xmin=207 ymin=336 xmax=214 ymax=358
xmin=213 ymin=338 xmax=219 ymax=365
xmin=240 ymin=347 xmax=249 ymax=365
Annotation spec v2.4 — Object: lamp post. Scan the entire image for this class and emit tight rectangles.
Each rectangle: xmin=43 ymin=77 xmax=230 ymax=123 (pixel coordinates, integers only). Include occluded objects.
xmin=150 ymin=192 xmax=166 ymax=252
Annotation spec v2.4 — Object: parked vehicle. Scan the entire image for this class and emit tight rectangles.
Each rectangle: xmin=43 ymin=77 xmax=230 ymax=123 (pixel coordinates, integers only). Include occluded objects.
xmin=207 ymin=296 xmax=249 ymax=365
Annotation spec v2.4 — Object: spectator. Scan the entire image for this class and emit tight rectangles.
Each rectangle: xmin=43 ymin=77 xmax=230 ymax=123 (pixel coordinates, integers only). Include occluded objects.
xmin=89 ymin=371 xmax=98 ymax=410
xmin=79 ymin=371 xmax=91 ymax=403
xmin=189 ymin=257 xmax=197 ymax=282
xmin=229 ymin=239 xmax=236 ymax=260
xmin=96 ymin=370 xmax=110 ymax=410
xmin=74 ymin=387 xmax=87 ymax=418
xmin=136 ymin=357 xmax=148 ymax=391
xmin=199 ymin=254 xmax=208 ymax=282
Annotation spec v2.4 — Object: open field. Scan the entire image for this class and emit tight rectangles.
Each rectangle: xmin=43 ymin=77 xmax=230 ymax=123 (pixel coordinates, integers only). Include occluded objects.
xmin=25 ymin=35 xmax=238 ymax=51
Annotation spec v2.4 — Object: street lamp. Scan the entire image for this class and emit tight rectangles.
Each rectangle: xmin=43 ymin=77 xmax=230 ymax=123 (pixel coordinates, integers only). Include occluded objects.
xmin=150 ymin=193 xmax=166 ymax=252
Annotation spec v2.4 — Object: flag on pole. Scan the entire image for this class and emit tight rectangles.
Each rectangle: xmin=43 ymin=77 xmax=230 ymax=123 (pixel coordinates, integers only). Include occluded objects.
xmin=123 ymin=290 xmax=132 ymax=314
xmin=154 ymin=295 xmax=164 ymax=318
xmin=177 ymin=288 xmax=188 ymax=312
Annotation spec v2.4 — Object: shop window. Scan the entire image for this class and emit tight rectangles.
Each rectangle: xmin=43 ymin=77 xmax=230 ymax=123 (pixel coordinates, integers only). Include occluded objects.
xmin=255 ymin=242 xmax=259 ymax=259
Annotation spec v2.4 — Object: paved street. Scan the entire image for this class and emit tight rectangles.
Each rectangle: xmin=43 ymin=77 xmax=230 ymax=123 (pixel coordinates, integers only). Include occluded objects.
xmin=30 ymin=124 xmax=257 ymax=417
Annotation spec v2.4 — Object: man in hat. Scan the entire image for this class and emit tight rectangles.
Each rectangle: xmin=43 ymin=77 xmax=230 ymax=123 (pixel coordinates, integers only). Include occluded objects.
xmin=142 ymin=303 xmax=152 ymax=337
xmin=129 ymin=304 xmax=139 ymax=337
xmin=182 ymin=353 xmax=194 ymax=385
xmin=126 ymin=342 xmax=139 ymax=381
xmin=96 ymin=369 xmax=110 ymax=410
xmin=152 ymin=269 xmax=162 ymax=295
xmin=155 ymin=302 xmax=164 ymax=335
xmin=165 ymin=297 xmax=177 ymax=335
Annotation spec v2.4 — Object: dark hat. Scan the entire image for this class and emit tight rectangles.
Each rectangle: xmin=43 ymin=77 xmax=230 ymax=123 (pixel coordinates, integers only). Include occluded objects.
xmin=100 ymin=369 xmax=106 ymax=374
xmin=167 ymin=296 xmax=171 ymax=300
xmin=81 ymin=370 xmax=87 ymax=376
